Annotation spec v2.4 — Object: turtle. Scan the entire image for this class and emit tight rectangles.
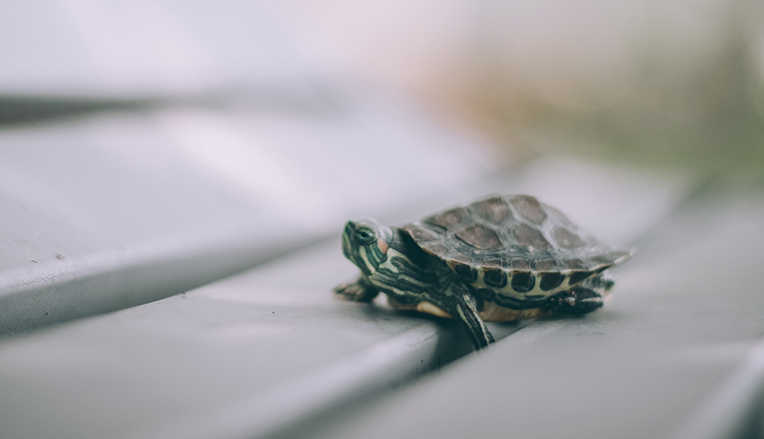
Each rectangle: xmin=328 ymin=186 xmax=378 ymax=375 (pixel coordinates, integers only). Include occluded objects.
xmin=334 ymin=194 xmax=632 ymax=350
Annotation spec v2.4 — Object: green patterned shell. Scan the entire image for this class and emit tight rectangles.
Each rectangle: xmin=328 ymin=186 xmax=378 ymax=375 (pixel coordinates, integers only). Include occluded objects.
xmin=401 ymin=195 xmax=631 ymax=311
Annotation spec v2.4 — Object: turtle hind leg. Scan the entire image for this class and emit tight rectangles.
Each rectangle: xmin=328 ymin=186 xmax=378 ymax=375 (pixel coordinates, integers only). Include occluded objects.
xmin=334 ymin=276 xmax=380 ymax=303
xmin=546 ymin=286 xmax=604 ymax=316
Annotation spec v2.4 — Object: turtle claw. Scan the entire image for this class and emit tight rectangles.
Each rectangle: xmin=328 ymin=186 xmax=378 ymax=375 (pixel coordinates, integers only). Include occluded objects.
xmin=333 ymin=280 xmax=379 ymax=303
xmin=546 ymin=287 xmax=604 ymax=316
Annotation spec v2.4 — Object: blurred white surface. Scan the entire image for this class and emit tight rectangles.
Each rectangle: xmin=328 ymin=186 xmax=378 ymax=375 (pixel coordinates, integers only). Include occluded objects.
xmin=0 ymin=90 xmax=491 ymax=335
xmin=0 ymin=1 xmax=323 ymax=97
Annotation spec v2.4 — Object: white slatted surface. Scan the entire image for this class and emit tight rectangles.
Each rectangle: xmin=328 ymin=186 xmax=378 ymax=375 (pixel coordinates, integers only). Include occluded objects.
xmin=289 ymin=180 xmax=764 ymax=439
xmin=0 ymin=156 xmax=694 ymax=439
xmin=0 ymin=95 xmax=489 ymax=336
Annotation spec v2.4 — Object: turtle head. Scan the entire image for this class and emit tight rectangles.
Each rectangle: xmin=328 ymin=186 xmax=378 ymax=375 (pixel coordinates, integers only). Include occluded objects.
xmin=341 ymin=218 xmax=393 ymax=276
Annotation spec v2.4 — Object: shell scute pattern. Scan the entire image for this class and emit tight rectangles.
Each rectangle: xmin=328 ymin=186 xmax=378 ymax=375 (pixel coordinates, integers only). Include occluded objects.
xmin=510 ymin=223 xmax=553 ymax=250
xmin=425 ymin=207 xmax=467 ymax=230
xmin=510 ymin=272 xmax=535 ymax=292
xmin=510 ymin=257 xmax=532 ymax=270
xmin=404 ymin=195 xmax=631 ymax=313
xmin=472 ymin=196 xmax=512 ymax=224
xmin=404 ymin=225 xmax=439 ymax=242
xmin=483 ymin=269 xmax=507 ymax=288
xmin=535 ymin=258 xmax=557 ymax=271
xmin=509 ymin=195 xmax=547 ymax=225
xmin=552 ymin=227 xmax=586 ymax=249
xmin=455 ymin=223 xmax=503 ymax=250
xmin=539 ymin=272 xmax=565 ymax=291
xmin=481 ymin=258 xmax=503 ymax=269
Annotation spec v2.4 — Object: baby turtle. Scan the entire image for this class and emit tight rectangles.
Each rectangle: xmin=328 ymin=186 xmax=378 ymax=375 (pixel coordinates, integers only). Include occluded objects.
xmin=335 ymin=194 xmax=632 ymax=350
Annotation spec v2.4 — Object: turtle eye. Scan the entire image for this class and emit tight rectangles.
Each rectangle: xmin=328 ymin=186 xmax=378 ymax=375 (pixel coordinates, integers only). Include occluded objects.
xmin=354 ymin=227 xmax=376 ymax=244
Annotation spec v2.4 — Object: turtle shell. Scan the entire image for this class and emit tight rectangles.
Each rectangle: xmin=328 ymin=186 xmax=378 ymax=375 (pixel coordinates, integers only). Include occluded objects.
xmin=400 ymin=195 xmax=631 ymax=318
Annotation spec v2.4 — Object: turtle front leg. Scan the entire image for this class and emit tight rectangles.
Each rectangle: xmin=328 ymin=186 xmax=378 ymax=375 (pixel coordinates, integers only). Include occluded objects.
xmin=334 ymin=276 xmax=380 ymax=303
xmin=441 ymin=277 xmax=494 ymax=350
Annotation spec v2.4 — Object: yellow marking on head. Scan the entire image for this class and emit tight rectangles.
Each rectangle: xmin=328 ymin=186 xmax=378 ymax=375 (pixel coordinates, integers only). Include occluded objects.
xmin=358 ymin=246 xmax=375 ymax=275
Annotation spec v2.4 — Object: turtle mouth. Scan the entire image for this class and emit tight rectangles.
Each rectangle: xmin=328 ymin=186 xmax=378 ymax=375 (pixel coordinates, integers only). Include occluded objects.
xmin=341 ymin=222 xmax=353 ymax=260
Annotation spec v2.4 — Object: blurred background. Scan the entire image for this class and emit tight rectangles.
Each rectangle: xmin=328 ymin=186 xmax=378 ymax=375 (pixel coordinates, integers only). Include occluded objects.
xmin=295 ymin=0 xmax=764 ymax=171
xmin=3 ymin=0 xmax=763 ymax=172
